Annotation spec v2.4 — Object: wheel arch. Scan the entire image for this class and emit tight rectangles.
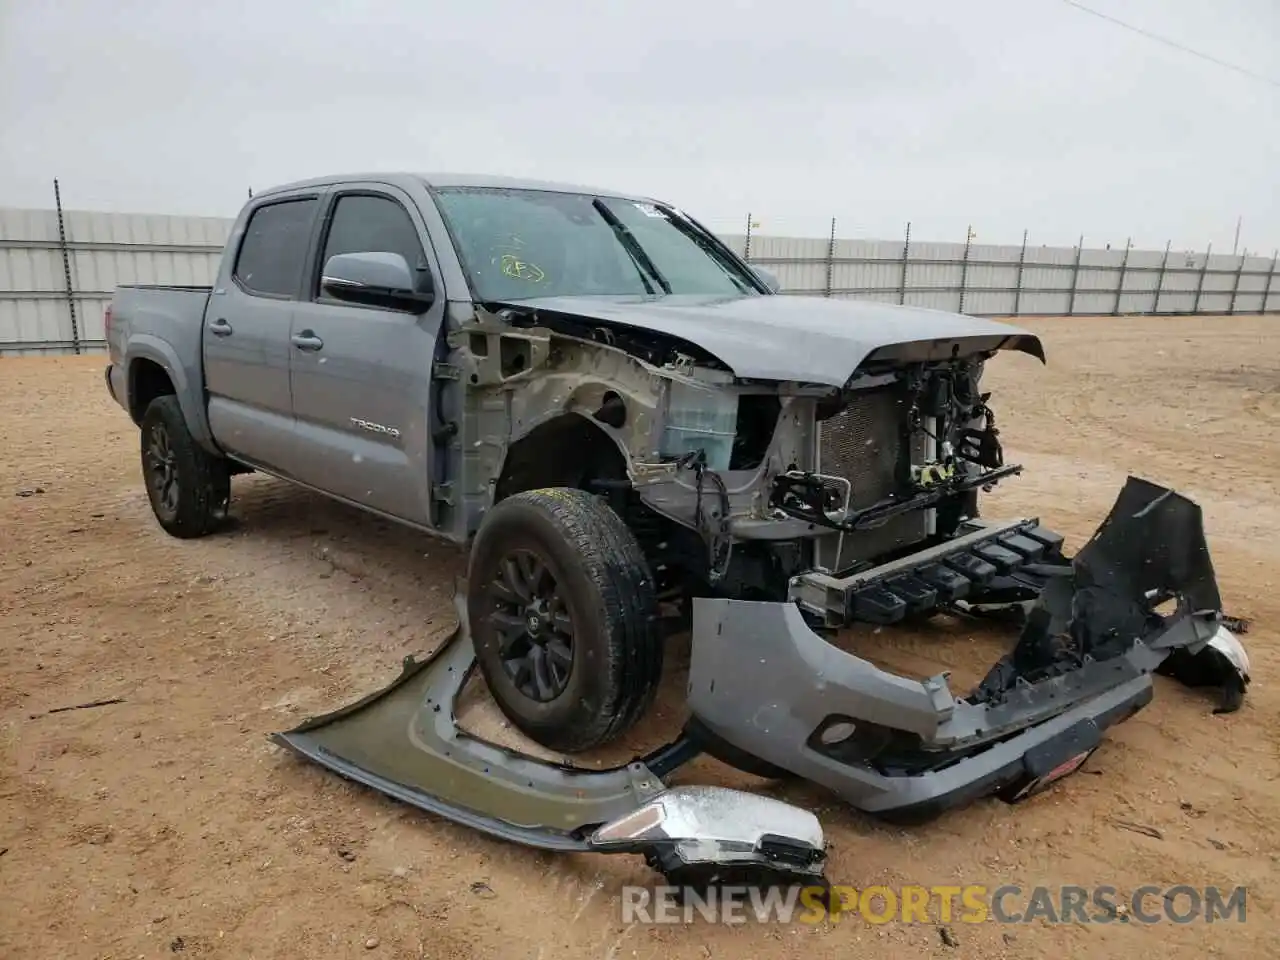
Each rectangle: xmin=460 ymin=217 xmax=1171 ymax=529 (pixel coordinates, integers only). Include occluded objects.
xmin=127 ymin=357 xmax=176 ymax=423
xmin=124 ymin=335 xmax=217 ymax=451
xmin=494 ymin=411 xmax=631 ymax=503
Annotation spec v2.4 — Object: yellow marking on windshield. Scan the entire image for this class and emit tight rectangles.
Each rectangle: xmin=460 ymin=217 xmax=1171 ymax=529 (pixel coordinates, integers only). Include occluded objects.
xmin=499 ymin=254 xmax=546 ymax=283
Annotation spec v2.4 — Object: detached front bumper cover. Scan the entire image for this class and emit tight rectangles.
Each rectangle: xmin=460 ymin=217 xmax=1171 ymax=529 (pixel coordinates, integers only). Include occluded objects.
xmin=687 ymin=477 xmax=1251 ymax=823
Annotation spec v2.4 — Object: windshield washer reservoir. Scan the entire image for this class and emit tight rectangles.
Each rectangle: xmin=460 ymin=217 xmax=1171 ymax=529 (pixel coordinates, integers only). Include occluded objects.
xmin=660 ymin=379 xmax=739 ymax=470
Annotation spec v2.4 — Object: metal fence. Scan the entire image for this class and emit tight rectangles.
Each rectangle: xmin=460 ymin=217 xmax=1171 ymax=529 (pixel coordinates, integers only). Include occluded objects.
xmin=720 ymin=219 xmax=1278 ymax=319
xmin=1 ymin=190 xmax=1275 ymax=356
xmin=0 ymin=183 xmax=229 ymax=356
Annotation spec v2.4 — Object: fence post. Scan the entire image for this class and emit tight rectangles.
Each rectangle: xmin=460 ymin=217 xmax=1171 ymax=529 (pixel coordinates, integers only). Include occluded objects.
xmin=1153 ymin=240 xmax=1170 ymax=314
xmin=958 ymin=225 xmax=973 ymax=314
xmin=1112 ymin=238 xmax=1131 ymax=316
xmin=898 ymin=221 xmax=911 ymax=305
xmin=1262 ymin=251 xmax=1278 ymax=315
xmin=1228 ymin=251 xmax=1247 ymax=315
xmin=1067 ymin=235 xmax=1083 ymax=316
xmin=742 ymin=212 xmax=753 ymax=262
xmin=52 ymin=178 xmax=81 ymax=355
xmin=1013 ymin=228 xmax=1028 ymax=316
xmin=824 ymin=217 xmax=837 ymax=297
xmin=1193 ymin=243 xmax=1211 ymax=313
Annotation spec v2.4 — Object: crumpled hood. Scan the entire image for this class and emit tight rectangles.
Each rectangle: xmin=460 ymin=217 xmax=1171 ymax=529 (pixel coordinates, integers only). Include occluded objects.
xmin=497 ymin=293 xmax=1045 ymax=386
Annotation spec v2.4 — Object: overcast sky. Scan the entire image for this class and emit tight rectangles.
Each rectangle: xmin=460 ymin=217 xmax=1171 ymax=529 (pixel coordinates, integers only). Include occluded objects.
xmin=1 ymin=0 xmax=1276 ymax=251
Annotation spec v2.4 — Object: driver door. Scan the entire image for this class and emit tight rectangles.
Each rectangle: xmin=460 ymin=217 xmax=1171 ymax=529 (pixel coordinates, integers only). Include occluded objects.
xmin=287 ymin=185 xmax=446 ymax=525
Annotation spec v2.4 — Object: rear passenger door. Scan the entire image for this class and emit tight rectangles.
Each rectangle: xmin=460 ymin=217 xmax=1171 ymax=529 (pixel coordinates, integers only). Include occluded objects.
xmin=287 ymin=185 xmax=446 ymax=525
xmin=204 ymin=194 xmax=319 ymax=473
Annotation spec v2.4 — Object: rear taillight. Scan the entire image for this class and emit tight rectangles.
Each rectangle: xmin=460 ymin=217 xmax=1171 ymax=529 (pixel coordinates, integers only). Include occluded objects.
xmin=104 ymin=305 xmax=113 ymax=341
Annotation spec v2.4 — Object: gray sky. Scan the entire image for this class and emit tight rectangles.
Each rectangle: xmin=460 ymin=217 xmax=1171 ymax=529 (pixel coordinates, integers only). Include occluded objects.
xmin=2 ymin=0 xmax=1276 ymax=251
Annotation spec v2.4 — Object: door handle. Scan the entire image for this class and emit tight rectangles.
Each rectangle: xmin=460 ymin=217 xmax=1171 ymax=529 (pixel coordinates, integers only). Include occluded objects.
xmin=291 ymin=331 xmax=324 ymax=352
xmin=209 ymin=318 xmax=233 ymax=337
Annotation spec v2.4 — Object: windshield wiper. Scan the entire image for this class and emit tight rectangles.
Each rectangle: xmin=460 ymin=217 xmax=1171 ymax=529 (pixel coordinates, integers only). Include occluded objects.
xmin=654 ymin=204 xmax=756 ymax=294
xmin=592 ymin=198 xmax=672 ymax=295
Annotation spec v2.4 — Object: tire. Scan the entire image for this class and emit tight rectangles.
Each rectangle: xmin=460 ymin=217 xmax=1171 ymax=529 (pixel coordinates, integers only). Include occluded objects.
xmin=139 ymin=395 xmax=231 ymax=539
xmin=467 ymin=488 xmax=663 ymax=753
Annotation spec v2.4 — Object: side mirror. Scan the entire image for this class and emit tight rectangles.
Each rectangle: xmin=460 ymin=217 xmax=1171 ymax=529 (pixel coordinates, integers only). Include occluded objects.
xmin=753 ymin=266 xmax=782 ymax=293
xmin=321 ymin=252 xmax=435 ymax=313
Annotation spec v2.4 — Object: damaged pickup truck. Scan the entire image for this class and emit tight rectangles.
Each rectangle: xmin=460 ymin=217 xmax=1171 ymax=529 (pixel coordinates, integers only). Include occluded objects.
xmin=105 ymin=173 xmax=1250 ymax=882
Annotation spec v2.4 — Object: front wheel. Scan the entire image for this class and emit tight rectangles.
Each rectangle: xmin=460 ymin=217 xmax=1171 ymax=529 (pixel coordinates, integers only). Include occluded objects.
xmin=468 ymin=488 xmax=663 ymax=753
xmin=140 ymin=395 xmax=230 ymax=539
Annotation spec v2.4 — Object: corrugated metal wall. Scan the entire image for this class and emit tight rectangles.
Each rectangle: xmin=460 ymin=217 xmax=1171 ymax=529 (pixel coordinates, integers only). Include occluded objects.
xmin=0 ymin=206 xmax=229 ymax=356
xmin=1 ymin=206 xmax=1275 ymax=356
xmin=722 ymin=229 xmax=1278 ymax=319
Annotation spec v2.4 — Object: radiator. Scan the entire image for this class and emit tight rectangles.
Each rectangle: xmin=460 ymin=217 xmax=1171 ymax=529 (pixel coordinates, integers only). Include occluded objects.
xmin=814 ymin=384 xmax=929 ymax=572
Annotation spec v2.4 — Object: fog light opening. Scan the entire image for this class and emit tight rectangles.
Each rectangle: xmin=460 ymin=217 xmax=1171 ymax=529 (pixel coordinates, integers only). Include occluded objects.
xmin=818 ymin=721 xmax=858 ymax=746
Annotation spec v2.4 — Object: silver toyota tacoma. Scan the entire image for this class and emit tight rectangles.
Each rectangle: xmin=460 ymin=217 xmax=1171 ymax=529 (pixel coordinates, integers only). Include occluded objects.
xmin=105 ymin=173 xmax=1250 ymax=881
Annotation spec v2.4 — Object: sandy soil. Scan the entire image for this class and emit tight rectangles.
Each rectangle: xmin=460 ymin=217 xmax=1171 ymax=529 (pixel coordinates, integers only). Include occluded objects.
xmin=1 ymin=315 xmax=1277 ymax=959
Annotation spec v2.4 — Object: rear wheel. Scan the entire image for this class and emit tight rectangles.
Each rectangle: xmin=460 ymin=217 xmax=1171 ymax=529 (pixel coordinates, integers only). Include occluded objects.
xmin=468 ymin=488 xmax=663 ymax=753
xmin=140 ymin=395 xmax=230 ymax=539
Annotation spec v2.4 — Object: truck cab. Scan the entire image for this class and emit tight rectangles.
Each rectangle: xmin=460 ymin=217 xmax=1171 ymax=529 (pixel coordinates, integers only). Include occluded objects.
xmin=172 ymin=180 xmax=449 ymax=525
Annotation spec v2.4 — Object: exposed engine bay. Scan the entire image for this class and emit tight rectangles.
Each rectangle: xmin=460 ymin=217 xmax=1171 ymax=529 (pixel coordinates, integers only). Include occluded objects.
xmin=768 ymin=356 xmax=1013 ymax=568
xmin=450 ymin=302 xmax=1024 ymax=615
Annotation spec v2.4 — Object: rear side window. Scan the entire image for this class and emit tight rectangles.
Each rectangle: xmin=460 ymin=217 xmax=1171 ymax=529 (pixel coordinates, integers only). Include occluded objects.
xmin=317 ymin=194 xmax=425 ymax=295
xmin=233 ymin=198 xmax=318 ymax=297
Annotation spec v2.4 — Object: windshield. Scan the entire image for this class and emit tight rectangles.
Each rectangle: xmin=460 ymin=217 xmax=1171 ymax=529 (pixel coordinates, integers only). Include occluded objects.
xmin=431 ymin=186 xmax=763 ymax=301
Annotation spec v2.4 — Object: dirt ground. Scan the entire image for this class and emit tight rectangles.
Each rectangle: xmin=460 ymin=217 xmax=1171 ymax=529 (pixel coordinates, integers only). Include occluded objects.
xmin=1 ymin=315 xmax=1277 ymax=959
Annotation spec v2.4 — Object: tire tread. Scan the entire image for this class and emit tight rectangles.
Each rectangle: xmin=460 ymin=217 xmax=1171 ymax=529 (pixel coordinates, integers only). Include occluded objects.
xmin=470 ymin=488 xmax=662 ymax=752
xmin=140 ymin=396 xmax=230 ymax=539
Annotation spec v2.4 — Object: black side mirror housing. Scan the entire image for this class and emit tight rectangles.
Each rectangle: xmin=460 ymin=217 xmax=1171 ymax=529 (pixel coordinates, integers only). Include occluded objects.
xmin=321 ymin=252 xmax=435 ymax=313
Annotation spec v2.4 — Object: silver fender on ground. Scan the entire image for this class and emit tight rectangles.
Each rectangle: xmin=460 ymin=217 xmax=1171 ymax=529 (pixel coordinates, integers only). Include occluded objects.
xmin=272 ymin=591 xmax=827 ymax=882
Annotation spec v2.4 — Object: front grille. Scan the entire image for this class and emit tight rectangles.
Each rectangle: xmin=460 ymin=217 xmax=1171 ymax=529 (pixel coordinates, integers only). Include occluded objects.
xmin=816 ymin=384 xmax=928 ymax=572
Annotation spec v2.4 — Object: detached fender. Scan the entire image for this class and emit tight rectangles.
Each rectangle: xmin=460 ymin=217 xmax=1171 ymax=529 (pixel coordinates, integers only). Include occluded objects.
xmin=272 ymin=590 xmax=828 ymax=883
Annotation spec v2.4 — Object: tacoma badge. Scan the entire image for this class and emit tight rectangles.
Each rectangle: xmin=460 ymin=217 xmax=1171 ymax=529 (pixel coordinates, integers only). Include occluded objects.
xmin=350 ymin=417 xmax=401 ymax=439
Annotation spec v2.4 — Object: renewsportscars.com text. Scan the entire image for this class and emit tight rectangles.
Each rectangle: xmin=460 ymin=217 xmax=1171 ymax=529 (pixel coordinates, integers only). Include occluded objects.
xmin=621 ymin=884 xmax=1248 ymax=926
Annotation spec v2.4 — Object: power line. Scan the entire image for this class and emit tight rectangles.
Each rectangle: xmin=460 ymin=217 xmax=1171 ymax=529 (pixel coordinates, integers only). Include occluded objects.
xmin=1057 ymin=0 xmax=1280 ymax=89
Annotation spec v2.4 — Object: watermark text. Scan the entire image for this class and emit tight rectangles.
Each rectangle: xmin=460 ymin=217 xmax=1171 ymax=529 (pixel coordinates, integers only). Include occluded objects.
xmin=620 ymin=883 xmax=1247 ymax=926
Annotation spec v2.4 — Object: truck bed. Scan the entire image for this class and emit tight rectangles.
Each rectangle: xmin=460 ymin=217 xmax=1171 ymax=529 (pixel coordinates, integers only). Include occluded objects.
xmin=105 ymin=284 xmax=212 ymax=434
xmin=116 ymin=284 xmax=214 ymax=292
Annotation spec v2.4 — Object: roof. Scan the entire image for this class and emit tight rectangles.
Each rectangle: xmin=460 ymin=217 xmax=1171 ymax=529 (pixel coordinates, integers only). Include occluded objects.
xmin=255 ymin=171 xmax=654 ymax=202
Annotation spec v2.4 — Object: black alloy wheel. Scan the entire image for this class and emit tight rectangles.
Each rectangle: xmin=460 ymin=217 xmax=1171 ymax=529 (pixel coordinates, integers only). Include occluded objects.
xmin=144 ymin=418 xmax=181 ymax=521
xmin=467 ymin=488 xmax=663 ymax=753
xmin=138 ymin=395 xmax=231 ymax=539
xmin=488 ymin=548 xmax=576 ymax=702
